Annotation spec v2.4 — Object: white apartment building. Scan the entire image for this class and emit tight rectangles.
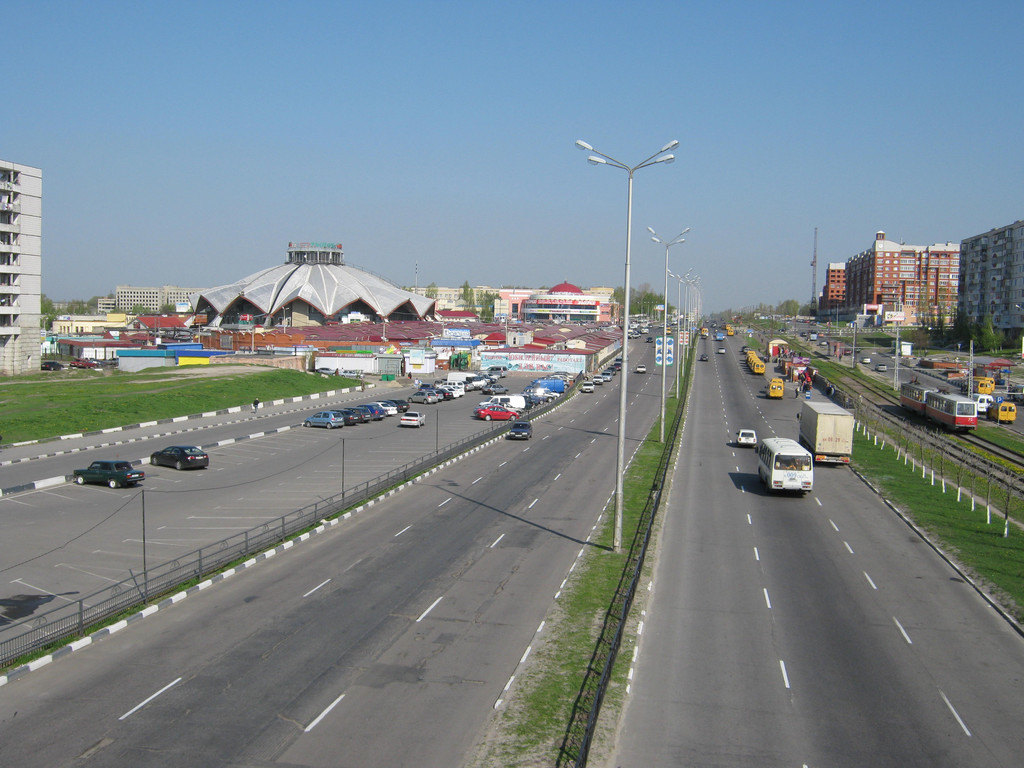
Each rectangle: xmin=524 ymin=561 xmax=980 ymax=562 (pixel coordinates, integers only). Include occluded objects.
xmin=958 ymin=219 xmax=1024 ymax=335
xmin=0 ymin=160 xmax=42 ymax=375
xmin=115 ymin=284 xmax=198 ymax=312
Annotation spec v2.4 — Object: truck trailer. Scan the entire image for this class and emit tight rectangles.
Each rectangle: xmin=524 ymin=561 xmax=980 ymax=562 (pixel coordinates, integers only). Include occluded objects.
xmin=799 ymin=401 xmax=854 ymax=464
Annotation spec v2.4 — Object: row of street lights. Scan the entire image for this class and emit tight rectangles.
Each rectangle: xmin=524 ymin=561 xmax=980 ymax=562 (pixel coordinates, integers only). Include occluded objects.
xmin=575 ymin=139 xmax=681 ymax=552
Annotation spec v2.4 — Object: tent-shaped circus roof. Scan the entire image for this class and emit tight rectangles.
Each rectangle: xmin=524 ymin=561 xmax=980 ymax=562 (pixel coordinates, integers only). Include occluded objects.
xmin=193 ymin=244 xmax=434 ymax=326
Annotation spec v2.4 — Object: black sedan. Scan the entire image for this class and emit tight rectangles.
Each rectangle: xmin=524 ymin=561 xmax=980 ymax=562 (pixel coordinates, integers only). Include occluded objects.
xmin=149 ymin=445 xmax=210 ymax=470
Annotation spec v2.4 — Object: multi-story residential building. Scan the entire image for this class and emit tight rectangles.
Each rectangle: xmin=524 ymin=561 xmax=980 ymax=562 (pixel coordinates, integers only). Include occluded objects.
xmin=818 ymin=262 xmax=846 ymax=314
xmin=844 ymin=231 xmax=959 ymax=324
xmin=958 ymin=220 xmax=1024 ymax=336
xmin=115 ymin=284 xmax=198 ymax=312
xmin=0 ymin=160 xmax=42 ymax=375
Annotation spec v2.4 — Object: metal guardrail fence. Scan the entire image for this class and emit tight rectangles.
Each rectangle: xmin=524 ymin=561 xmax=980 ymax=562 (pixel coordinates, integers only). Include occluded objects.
xmin=0 ymin=396 xmax=578 ymax=668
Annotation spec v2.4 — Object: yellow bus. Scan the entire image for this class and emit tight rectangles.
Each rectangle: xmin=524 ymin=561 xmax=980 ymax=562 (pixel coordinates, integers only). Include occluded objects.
xmin=725 ymin=324 xmax=734 ymax=336
xmin=700 ymin=327 xmax=710 ymax=338
xmin=988 ymin=401 xmax=1017 ymax=423
xmin=767 ymin=378 xmax=785 ymax=398
xmin=749 ymin=356 xmax=766 ymax=375
xmin=975 ymin=376 xmax=995 ymax=395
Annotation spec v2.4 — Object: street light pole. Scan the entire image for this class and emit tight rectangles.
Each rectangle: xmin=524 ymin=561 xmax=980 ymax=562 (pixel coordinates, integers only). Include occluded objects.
xmin=576 ymin=138 xmax=678 ymax=551
xmin=649 ymin=226 xmax=689 ymax=442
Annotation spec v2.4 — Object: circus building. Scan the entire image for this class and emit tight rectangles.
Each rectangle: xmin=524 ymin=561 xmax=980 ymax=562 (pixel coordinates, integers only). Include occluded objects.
xmin=522 ymin=282 xmax=613 ymax=323
xmin=192 ymin=242 xmax=435 ymax=328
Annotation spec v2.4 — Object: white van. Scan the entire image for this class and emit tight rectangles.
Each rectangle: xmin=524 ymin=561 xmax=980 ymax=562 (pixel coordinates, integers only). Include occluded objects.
xmin=447 ymin=371 xmax=474 ymax=385
xmin=971 ymin=393 xmax=993 ymax=414
xmin=480 ymin=394 xmax=526 ymax=412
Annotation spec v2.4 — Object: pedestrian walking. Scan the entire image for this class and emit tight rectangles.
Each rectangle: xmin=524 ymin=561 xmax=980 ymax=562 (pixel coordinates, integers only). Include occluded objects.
xmin=252 ymin=398 xmax=260 ymax=414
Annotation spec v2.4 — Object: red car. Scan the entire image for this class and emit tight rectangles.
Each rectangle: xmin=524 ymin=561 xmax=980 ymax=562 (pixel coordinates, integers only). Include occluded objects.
xmin=474 ymin=406 xmax=517 ymax=421
xmin=70 ymin=359 xmax=99 ymax=369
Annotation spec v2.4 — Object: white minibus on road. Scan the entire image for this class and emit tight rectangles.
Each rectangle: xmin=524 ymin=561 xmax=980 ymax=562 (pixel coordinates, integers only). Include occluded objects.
xmin=757 ymin=437 xmax=814 ymax=494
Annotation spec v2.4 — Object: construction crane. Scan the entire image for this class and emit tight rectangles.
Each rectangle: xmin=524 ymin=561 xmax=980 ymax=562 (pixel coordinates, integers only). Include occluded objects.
xmin=810 ymin=227 xmax=818 ymax=316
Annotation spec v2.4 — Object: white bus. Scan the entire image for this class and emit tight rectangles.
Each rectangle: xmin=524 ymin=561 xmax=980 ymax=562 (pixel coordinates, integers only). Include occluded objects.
xmin=757 ymin=437 xmax=814 ymax=494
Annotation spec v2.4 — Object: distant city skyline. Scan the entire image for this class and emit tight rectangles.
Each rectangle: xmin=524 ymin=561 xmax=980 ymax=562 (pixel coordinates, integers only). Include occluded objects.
xmin=6 ymin=1 xmax=1022 ymax=312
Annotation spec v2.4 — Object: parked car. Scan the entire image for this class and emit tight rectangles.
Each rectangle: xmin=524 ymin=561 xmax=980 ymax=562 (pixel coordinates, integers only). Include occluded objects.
xmin=635 ymin=364 xmax=647 ymax=374
xmin=304 ymin=411 xmax=348 ymax=429
xmin=368 ymin=401 xmax=398 ymax=416
xmin=409 ymin=390 xmax=439 ymax=404
xmin=73 ymin=460 xmax=144 ymax=488
xmin=486 ymin=366 xmax=507 ymax=377
xmin=474 ymin=406 xmax=518 ymax=421
xmin=436 ymin=385 xmax=462 ymax=398
xmin=149 ymin=445 xmax=210 ymax=470
xmin=383 ymin=399 xmax=410 ymax=412
xmin=507 ymin=421 xmax=533 ymax=440
xmin=40 ymin=360 xmax=64 ymax=371
xmin=481 ymin=383 xmax=508 ymax=395
xmin=400 ymin=411 xmax=426 ymax=427
xmin=736 ymin=429 xmax=757 ymax=447
xmin=337 ymin=407 xmax=368 ymax=424
xmin=314 ymin=367 xmax=337 ymax=375
xmin=433 ymin=387 xmax=455 ymax=401
xmin=360 ymin=403 xmax=387 ymax=420
xmin=70 ymin=358 xmax=99 ymax=369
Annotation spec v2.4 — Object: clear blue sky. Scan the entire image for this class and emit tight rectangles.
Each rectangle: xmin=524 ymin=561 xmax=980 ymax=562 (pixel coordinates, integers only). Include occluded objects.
xmin=6 ymin=0 xmax=1023 ymax=312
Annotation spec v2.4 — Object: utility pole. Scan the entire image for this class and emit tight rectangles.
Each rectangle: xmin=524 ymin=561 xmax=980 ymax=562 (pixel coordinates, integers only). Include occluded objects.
xmin=810 ymin=227 xmax=818 ymax=317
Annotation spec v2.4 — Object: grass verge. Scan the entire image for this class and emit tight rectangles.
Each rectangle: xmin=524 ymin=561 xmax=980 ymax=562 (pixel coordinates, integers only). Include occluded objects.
xmin=0 ymin=367 xmax=361 ymax=443
xmin=851 ymin=429 xmax=1024 ymax=622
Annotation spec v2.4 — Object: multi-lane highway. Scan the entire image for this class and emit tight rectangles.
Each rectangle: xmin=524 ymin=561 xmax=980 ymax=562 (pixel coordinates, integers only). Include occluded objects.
xmin=607 ymin=335 xmax=1024 ymax=767
xmin=0 ymin=345 xmax=669 ymax=767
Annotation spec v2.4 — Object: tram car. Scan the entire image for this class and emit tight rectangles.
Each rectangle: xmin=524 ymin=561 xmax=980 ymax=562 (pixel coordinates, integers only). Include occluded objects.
xmin=924 ymin=390 xmax=978 ymax=431
xmin=899 ymin=381 xmax=933 ymax=415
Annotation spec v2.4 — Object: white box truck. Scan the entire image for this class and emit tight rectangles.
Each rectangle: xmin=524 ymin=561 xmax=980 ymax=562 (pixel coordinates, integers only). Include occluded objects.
xmin=799 ymin=401 xmax=854 ymax=464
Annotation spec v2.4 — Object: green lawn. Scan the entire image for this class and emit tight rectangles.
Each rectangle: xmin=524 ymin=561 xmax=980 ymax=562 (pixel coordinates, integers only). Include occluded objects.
xmin=0 ymin=366 xmax=361 ymax=443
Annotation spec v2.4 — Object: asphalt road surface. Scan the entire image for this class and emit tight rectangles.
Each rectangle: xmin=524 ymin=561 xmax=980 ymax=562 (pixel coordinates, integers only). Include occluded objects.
xmin=0 ymin=343 xmax=671 ymax=767
xmin=605 ymin=335 xmax=1024 ymax=767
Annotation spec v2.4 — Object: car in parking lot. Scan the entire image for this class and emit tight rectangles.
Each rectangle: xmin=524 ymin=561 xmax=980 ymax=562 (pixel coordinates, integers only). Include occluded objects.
xmin=736 ymin=429 xmax=757 ymax=447
xmin=73 ymin=460 xmax=144 ymax=488
xmin=481 ymin=382 xmax=508 ymax=395
xmin=352 ymin=404 xmax=385 ymax=421
xmin=400 ymin=411 xmax=426 ymax=427
xmin=149 ymin=445 xmax=210 ymax=470
xmin=384 ymin=399 xmax=410 ymax=412
xmin=507 ymin=420 xmax=533 ymax=440
xmin=368 ymin=401 xmax=399 ymax=416
xmin=409 ymin=390 xmax=439 ymax=404
xmin=70 ymin=358 xmax=99 ymax=369
xmin=474 ymin=405 xmax=518 ymax=421
xmin=635 ymin=364 xmax=647 ymax=374
xmin=41 ymin=360 xmax=64 ymax=371
xmin=304 ymin=411 xmax=348 ymax=429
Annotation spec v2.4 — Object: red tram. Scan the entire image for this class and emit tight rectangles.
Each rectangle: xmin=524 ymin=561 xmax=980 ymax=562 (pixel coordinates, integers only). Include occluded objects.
xmin=899 ymin=381 xmax=933 ymax=415
xmin=924 ymin=391 xmax=978 ymax=430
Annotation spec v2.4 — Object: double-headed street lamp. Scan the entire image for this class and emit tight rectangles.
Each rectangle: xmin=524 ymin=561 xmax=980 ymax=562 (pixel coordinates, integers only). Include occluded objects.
xmin=668 ymin=268 xmax=693 ymax=396
xmin=576 ymin=138 xmax=677 ymax=551
xmin=649 ymin=226 xmax=689 ymax=443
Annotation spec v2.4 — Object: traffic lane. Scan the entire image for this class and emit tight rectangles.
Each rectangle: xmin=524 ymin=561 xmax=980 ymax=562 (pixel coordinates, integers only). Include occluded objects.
xmin=797 ymin=464 xmax=1024 ymax=765
xmin=282 ymin=422 xmax=625 ymax=767
xmin=0 ymin=395 xmax=514 ymax=626
xmin=0 ymin=370 xmax=629 ymax=767
xmin=613 ymin=349 xmax=810 ymax=765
